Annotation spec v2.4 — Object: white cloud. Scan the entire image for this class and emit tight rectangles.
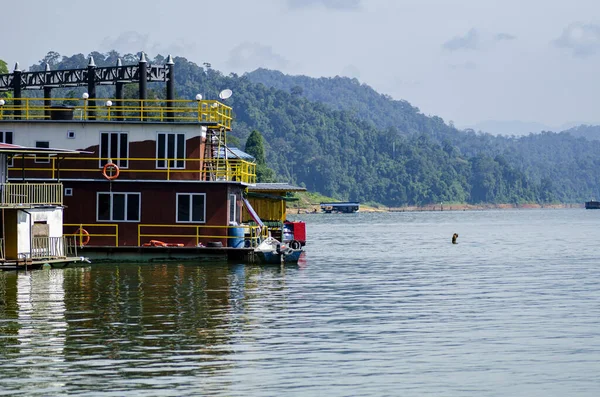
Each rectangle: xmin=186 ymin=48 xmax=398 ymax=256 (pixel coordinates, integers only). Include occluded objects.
xmin=495 ymin=33 xmax=517 ymax=41
xmin=100 ymin=31 xmax=196 ymax=58
xmin=341 ymin=64 xmax=361 ymax=79
xmin=443 ymin=29 xmax=480 ymax=51
xmin=554 ymin=22 xmax=600 ymax=57
xmin=227 ymin=42 xmax=289 ymax=71
xmin=287 ymin=0 xmax=361 ymax=10
xmin=443 ymin=29 xmax=517 ymax=51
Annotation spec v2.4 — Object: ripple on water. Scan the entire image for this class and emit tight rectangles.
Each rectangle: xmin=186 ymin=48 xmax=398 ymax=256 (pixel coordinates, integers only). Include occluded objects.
xmin=1 ymin=210 xmax=600 ymax=396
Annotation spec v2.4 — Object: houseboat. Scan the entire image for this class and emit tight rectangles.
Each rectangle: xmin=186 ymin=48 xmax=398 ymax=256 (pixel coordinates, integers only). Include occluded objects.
xmin=585 ymin=200 xmax=600 ymax=209
xmin=320 ymin=202 xmax=360 ymax=213
xmin=0 ymin=54 xmax=304 ymax=264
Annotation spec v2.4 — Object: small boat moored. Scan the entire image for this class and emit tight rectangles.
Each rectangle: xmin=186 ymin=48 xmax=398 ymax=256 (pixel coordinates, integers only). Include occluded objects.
xmin=585 ymin=200 xmax=600 ymax=209
xmin=254 ymin=237 xmax=303 ymax=264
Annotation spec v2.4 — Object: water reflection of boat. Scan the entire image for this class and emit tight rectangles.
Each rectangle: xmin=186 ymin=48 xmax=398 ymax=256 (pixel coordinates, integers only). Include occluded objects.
xmin=254 ymin=237 xmax=303 ymax=264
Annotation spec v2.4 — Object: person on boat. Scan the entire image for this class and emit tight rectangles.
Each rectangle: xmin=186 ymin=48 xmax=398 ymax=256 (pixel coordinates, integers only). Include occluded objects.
xmin=452 ymin=233 xmax=458 ymax=244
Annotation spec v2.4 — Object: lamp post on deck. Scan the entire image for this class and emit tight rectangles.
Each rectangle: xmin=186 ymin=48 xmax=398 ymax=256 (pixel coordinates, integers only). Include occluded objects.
xmin=106 ymin=100 xmax=113 ymax=121
xmin=195 ymin=94 xmax=203 ymax=123
xmin=82 ymin=92 xmax=89 ymax=121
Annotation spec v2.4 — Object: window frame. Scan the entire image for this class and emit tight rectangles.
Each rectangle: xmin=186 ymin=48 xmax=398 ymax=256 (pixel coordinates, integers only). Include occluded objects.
xmin=176 ymin=193 xmax=206 ymax=223
xmin=35 ymin=141 xmax=50 ymax=164
xmin=229 ymin=194 xmax=237 ymax=224
xmin=0 ymin=131 xmax=13 ymax=167
xmin=96 ymin=192 xmax=141 ymax=222
xmin=156 ymin=132 xmax=186 ymax=169
xmin=99 ymin=131 xmax=129 ymax=169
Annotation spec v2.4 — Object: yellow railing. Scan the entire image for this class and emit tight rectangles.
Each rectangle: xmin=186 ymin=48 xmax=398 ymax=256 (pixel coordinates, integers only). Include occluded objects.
xmin=1 ymin=183 xmax=62 ymax=206
xmin=138 ymin=224 xmax=267 ymax=247
xmin=10 ymin=156 xmax=257 ymax=184
xmin=64 ymin=223 xmax=119 ymax=247
xmin=0 ymin=97 xmax=232 ymax=130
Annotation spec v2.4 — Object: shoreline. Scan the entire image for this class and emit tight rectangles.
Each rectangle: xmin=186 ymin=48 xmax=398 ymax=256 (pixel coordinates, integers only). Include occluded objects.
xmin=288 ymin=203 xmax=582 ymax=214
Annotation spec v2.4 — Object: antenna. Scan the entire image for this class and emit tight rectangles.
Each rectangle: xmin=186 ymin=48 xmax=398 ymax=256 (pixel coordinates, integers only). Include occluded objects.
xmin=219 ymin=89 xmax=233 ymax=100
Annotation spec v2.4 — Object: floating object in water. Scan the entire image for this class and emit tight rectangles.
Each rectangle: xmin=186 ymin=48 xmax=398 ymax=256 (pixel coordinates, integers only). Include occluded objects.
xmin=452 ymin=233 xmax=458 ymax=244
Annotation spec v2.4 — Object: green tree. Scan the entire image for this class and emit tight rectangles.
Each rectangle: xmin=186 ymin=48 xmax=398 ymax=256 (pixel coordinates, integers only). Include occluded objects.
xmin=0 ymin=59 xmax=11 ymax=99
xmin=245 ymin=130 xmax=276 ymax=182
xmin=245 ymin=130 xmax=266 ymax=163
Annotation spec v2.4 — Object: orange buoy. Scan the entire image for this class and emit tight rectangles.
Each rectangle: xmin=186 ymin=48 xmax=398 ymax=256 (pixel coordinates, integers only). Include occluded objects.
xmin=102 ymin=162 xmax=120 ymax=180
xmin=75 ymin=228 xmax=90 ymax=246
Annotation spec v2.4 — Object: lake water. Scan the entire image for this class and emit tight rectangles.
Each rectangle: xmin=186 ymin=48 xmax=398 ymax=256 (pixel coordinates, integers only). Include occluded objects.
xmin=1 ymin=209 xmax=599 ymax=396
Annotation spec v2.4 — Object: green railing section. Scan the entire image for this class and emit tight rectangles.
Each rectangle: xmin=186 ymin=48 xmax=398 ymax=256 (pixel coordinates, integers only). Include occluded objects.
xmin=1 ymin=183 xmax=63 ymax=206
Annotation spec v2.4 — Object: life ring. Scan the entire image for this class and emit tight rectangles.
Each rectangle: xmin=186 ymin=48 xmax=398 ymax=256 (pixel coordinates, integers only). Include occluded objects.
xmin=290 ymin=240 xmax=302 ymax=250
xmin=102 ymin=162 xmax=120 ymax=180
xmin=75 ymin=228 xmax=90 ymax=246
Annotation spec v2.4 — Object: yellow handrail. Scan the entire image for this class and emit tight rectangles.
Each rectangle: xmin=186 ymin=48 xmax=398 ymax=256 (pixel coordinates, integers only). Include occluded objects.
xmin=9 ymin=156 xmax=257 ymax=184
xmin=0 ymin=97 xmax=232 ymax=130
xmin=64 ymin=223 xmax=119 ymax=247
xmin=137 ymin=223 xmax=264 ymax=247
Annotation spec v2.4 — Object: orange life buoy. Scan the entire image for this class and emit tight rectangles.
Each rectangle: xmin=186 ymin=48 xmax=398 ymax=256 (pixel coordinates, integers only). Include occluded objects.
xmin=102 ymin=162 xmax=120 ymax=180
xmin=75 ymin=228 xmax=90 ymax=246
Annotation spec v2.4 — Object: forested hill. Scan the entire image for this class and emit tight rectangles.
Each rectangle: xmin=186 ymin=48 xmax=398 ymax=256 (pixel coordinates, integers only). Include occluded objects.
xmin=15 ymin=52 xmax=600 ymax=205
xmin=245 ymin=67 xmax=600 ymax=203
xmin=563 ymin=125 xmax=600 ymax=141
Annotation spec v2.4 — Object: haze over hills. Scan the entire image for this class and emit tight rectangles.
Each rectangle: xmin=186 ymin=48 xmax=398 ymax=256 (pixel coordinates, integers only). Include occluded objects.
xmin=6 ymin=52 xmax=600 ymax=205
xmin=462 ymin=120 xmax=593 ymax=136
xmin=245 ymin=68 xmax=598 ymax=138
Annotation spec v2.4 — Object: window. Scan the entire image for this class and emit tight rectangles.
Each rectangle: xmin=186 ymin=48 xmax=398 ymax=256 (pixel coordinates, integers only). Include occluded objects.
xmin=176 ymin=193 xmax=205 ymax=223
xmin=100 ymin=132 xmax=128 ymax=168
xmin=35 ymin=141 xmax=50 ymax=163
xmin=97 ymin=192 xmax=140 ymax=222
xmin=67 ymin=131 xmax=76 ymax=139
xmin=156 ymin=132 xmax=185 ymax=169
xmin=0 ymin=131 xmax=13 ymax=144
xmin=65 ymin=188 xmax=73 ymax=196
xmin=0 ymin=131 xmax=13 ymax=166
xmin=229 ymin=194 xmax=236 ymax=224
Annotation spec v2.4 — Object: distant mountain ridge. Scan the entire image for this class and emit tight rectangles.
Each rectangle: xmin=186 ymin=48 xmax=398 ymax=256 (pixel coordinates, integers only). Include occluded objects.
xmin=562 ymin=124 xmax=600 ymax=141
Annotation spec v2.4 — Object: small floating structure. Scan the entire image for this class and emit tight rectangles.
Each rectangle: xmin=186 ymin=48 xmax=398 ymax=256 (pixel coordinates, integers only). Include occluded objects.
xmin=585 ymin=200 xmax=600 ymax=209
xmin=0 ymin=143 xmax=87 ymax=270
xmin=320 ymin=202 xmax=360 ymax=213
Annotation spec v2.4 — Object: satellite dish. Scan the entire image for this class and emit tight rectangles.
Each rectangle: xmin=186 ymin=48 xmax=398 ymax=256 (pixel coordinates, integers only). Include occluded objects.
xmin=219 ymin=89 xmax=233 ymax=100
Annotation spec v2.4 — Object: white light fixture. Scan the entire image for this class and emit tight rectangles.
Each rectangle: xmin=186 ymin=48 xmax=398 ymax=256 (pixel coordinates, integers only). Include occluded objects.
xmin=82 ymin=92 xmax=89 ymax=100
xmin=195 ymin=94 xmax=203 ymax=101
xmin=106 ymin=100 xmax=113 ymax=107
xmin=0 ymin=99 xmax=5 ymax=106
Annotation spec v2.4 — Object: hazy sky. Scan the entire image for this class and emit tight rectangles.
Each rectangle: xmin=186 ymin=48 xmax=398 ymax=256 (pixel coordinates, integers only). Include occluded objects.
xmin=3 ymin=0 xmax=600 ymax=129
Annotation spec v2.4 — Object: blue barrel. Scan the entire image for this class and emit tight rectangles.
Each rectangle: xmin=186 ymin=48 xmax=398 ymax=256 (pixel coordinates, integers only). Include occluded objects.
xmin=283 ymin=225 xmax=293 ymax=242
xmin=228 ymin=227 xmax=245 ymax=248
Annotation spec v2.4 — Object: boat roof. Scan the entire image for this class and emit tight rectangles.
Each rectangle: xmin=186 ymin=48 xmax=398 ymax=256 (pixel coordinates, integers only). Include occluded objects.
xmin=217 ymin=146 xmax=255 ymax=161
xmin=249 ymin=183 xmax=306 ymax=192
xmin=0 ymin=143 xmax=86 ymax=156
